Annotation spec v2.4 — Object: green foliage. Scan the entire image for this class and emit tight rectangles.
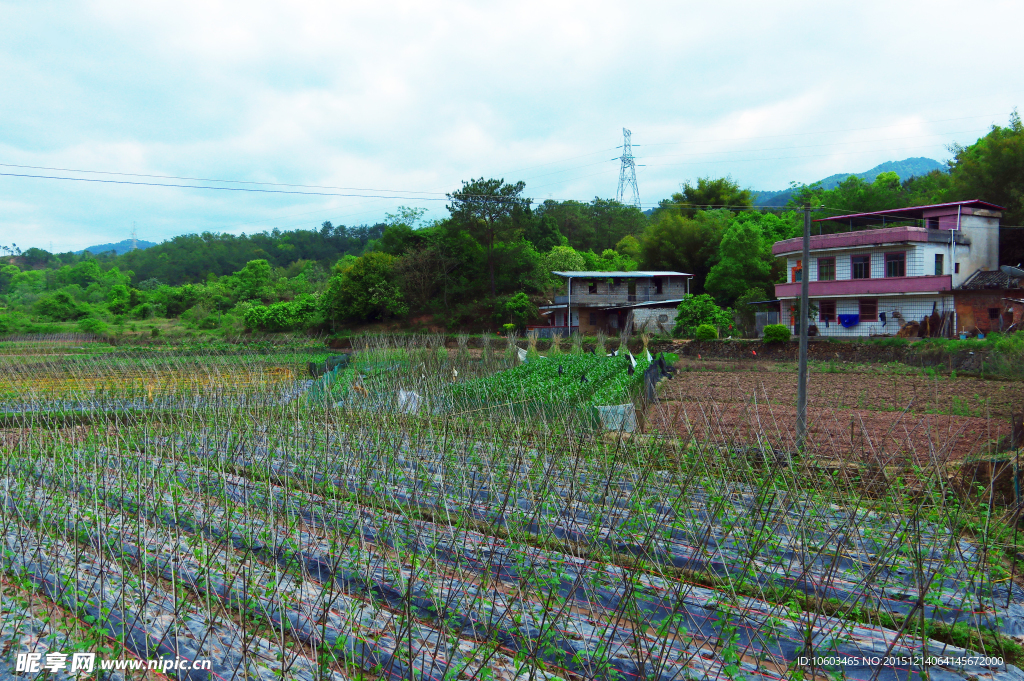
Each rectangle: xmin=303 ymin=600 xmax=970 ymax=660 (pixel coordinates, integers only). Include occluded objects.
xmin=242 ymin=295 xmax=321 ymax=332
xmin=762 ymin=324 xmax=790 ymax=343
xmin=323 ymin=252 xmax=407 ymax=322
xmin=704 ymin=219 xmax=772 ymax=306
xmin=660 ymin=176 xmax=753 ymax=213
xmin=524 ymin=215 xmax=562 ymax=253
xmin=542 ymin=245 xmax=585 ymax=275
xmin=501 ymin=292 xmax=537 ymax=330
xmin=694 ymin=324 xmax=718 ymax=340
xmin=673 ymin=294 xmax=732 ymax=338
xmin=451 ymin=353 xmax=675 ymax=408
xmin=106 ymin=284 xmax=131 ymax=315
xmin=235 ymin=259 xmax=274 ymax=301
xmin=535 ymin=198 xmax=646 ymax=253
xmin=447 ymin=178 xmax=530 ymax=298
xmin=0 ymin=264 xmax=19 ymax=295
xmin=641 ymin=209 xmax=732 ymax=295
xmin=77 ymin=317 xmax=108 ymax=335
xmin=35 ymin=291 xmax=91 ymax=321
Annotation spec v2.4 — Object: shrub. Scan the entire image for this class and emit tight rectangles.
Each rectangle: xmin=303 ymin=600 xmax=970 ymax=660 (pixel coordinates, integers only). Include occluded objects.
xmin=694 ymin=324 xmax=718 ymax=340
xmin=78 ymin=317 xmax=108 ymax=335
xmin=763 ymin=324 xmax=790 ymax=343
xmin=673 ymin=294 xmax=733 ymax=338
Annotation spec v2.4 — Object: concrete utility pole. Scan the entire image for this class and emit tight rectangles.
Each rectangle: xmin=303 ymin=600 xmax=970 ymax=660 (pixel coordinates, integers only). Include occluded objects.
xmin=796 ymin=204 xmax=811 ymax=452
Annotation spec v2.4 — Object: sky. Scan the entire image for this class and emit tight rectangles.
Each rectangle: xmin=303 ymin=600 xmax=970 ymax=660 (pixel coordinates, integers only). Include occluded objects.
xmin=0 ymin=0 xmax=1021 ymax=253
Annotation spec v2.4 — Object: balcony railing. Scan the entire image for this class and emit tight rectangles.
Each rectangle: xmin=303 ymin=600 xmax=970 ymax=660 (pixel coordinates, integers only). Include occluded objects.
xmin=553 ymin=292 xmax=680 ymax=305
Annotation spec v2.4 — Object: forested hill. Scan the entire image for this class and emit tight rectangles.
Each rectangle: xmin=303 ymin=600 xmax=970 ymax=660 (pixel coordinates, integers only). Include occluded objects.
xmin=754 ymin=157 xmax=945 ymax=206
xmin=77 ymin=239 xmax=158 ymax=256
xmin=110 ymin=223 xmax=384 ymax=285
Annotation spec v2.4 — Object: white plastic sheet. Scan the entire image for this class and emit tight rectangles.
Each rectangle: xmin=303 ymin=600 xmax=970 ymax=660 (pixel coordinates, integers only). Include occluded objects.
xmin=397 ymin=389 xmax=421 ymax=414
xmin=596 ymin=403 xmax=637 ymax=432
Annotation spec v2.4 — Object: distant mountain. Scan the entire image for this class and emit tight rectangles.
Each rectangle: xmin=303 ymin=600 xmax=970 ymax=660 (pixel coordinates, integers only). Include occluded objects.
xmin=752 ymin=157 xmax=945 ymax=207
xmin=76 ymin=239 xmax=158 ymax=255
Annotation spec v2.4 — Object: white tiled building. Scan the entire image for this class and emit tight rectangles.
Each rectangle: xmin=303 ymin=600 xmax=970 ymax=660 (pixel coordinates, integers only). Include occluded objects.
xmin=772 ymin=200 xmax=1003 ymax=337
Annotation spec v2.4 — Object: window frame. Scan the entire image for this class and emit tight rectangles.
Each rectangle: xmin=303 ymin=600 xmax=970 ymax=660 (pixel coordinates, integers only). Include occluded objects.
xmin=819 ymin=300 xmax=836 ymax=322
xmin=934 ymin=253 xmax=944 ymax=276
xmin=851 ymin=254 xmax=871 ymax=280
xmin=817 ymin=257 xmax=836 ymax=282
xmin=884 ymin=251 xmax=906 ymax=278
xmin=858 ymin=298 xmax=878 ymax=322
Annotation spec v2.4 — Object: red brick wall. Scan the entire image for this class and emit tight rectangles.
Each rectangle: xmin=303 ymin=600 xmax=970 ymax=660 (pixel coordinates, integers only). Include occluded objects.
xmin=954 ymin=291 xmax=1015 ymax=334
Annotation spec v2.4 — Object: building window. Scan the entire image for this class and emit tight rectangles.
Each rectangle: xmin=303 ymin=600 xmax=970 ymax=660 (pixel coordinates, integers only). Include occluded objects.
xmin=955 ymin=262 xmax=960 ymax=274
xmin=851 ymin=255 xmax=871 ymax=279
xmin=658 ymin=314 xmax=669 ymax=323
xmin=588 ymin=312 xmax=597 ymax=325
xmin=934 ymin=253 xmax=944 ymax=276
xmin=653 ymin=278 xmax=663 ymax=294
xmin=859 ymin=299 xmax=878 ymax=321
xmin=927 ymin=217 xmax=939 ymax=229
xmin=989 ymin=308 xmax=1001 ymax=320
xmin=588 ymin=281 xmax=597 ymax=294
xmin=819 ymin=300 xmax=836 ymax=322
xmin=817 ymin=257 xmax=836 ymax=281
xmin=884 ymin=252 xmax=906 ymax=277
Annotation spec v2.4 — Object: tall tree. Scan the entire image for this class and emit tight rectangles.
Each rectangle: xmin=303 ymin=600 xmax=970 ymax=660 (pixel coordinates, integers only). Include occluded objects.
xmin=661 ymin=176 xmax=753 ymax=213
xmin=447 ymin=178 xmax=530 ymax=298
xmin=640 ymin=209 xmax=732 ymax=294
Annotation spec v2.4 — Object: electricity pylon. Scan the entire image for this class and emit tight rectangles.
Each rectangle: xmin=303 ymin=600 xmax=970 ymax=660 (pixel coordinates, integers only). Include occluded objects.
xmin=616 ymin=128 xmax=640 ymax=208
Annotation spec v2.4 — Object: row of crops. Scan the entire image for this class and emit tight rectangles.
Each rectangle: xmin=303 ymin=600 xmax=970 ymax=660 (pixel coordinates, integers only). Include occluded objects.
xmin=0 ymin=336 xmax=1022 ymax=680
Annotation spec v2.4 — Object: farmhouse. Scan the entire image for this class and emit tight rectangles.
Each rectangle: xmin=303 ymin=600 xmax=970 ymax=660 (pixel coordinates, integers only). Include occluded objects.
xmin=772 ymin=200 xmax=1004 ymax=337
xmin=532 ymin=270 xmax=692 ymax=337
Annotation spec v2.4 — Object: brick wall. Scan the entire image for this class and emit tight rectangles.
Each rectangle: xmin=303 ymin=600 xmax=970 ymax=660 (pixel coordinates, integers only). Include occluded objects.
xmin=954 ymin=291 xmax=1015 ymax=334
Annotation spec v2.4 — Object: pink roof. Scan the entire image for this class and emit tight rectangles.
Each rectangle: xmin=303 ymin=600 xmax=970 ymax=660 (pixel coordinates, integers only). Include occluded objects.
xmin=813 ymin=200 xmax=1003 ymax=223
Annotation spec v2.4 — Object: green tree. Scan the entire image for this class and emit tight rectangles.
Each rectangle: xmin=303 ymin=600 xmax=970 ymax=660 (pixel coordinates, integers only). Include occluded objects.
xmin=614 ymin=234 xmax=642 ymax=262
xmin=640 ymin=209 xmax=732 ymax=294
xmin=524 ymin=215 xmax=562 ymax=253
xmin=661 ymin=176 xmax=753 ymax=213
xmin=107 ymin=284 xmax=131 ymax=315
xmin=704 ymin=220 xmax=772 ymax=306
xmin=235 ymin=259 xmax=274 ymax=300
xmin=323 ymin=252 xmax=407 ymax=322
xmin=0 ymin=264 xmax=19 ymax=295
xmin=447 ymin=178 xmax=530 ymax=298
xmin=673 ymin=294 xmax=732 ymax=338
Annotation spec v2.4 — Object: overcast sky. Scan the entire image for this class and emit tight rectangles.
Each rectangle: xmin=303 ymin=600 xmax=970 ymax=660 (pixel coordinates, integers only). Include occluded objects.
xmin=1 ymin=0 xmax=1020 ymax=252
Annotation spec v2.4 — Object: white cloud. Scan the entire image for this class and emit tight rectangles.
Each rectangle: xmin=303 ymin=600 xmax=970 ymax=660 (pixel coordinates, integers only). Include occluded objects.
xmin=0 ymin=0 xmax=1020 ymax=251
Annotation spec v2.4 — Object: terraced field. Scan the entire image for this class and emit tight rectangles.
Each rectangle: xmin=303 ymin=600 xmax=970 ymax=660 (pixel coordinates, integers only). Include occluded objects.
xmin=1 ymin=337 xmax=1023 ymax=680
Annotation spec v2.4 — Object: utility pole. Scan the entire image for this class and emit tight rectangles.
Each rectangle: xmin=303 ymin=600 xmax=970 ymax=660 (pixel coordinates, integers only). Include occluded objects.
xmin=615 ymin=128 xmax=640 ymax=208
xmin=796 ymin=204 xmax=811 ymax=453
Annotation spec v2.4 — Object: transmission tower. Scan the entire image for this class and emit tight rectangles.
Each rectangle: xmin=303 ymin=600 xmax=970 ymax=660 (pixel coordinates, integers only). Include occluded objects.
xmin=130 ymin=222 xmax=138 ymax=252
xmin=615 ymin=128 xmax=640 ymax=208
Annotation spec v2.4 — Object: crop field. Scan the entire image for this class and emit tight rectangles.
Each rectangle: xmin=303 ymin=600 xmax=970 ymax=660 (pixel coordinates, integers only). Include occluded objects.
xmin=1 ymin=336 xmax=1024 ymax=680
xmin=650 ymin=358 xmax=1023 ymax=464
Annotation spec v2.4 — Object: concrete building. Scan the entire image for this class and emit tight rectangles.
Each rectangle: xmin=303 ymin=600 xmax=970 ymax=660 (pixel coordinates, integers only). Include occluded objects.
xmin=533 ymin=271 xmax=692 ymax=337
xmin=771 ymin=200 xmax=1004 ymax=337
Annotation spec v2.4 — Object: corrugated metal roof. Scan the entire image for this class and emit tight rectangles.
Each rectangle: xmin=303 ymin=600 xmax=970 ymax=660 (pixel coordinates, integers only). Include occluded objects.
xmin=956 ymin=269 xmax=1024 ymax=290
xmin=551 ymin=270 xmax=692 ymax=278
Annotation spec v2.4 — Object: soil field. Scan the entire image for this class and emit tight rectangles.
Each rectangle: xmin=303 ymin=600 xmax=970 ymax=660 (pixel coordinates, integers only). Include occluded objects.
xmin=649 ymin=359 xmax=1023 ymax=463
